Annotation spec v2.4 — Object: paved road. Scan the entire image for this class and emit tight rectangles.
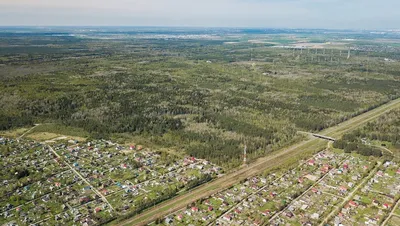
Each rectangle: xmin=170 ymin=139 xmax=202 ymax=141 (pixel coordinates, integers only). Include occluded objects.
xmin=117 ymin=98 xmax=400 ymax=226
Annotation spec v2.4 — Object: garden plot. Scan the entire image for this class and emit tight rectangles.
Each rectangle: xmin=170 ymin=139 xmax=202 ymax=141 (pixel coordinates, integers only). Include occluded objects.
xmin=272 ymin=189 xmax=342 ymax=225
xmin=331 ymin=162 xmax=400 ymax=226
xmin=317 ymin=156 xmax=375 ymax=197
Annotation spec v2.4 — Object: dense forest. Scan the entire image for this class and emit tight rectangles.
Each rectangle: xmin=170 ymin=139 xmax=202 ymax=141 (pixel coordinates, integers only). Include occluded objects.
xmin=1 ymin=29 xmax=400 ymax=167
xmin=334 ymin=108 xmax=400 ymax=159
xmin=333 ymin=140 xmax=383 ymax=157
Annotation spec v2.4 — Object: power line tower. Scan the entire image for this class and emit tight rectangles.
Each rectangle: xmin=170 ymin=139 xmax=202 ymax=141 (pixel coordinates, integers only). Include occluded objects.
xmin=347 ymin=47 xmax=351 ymax=60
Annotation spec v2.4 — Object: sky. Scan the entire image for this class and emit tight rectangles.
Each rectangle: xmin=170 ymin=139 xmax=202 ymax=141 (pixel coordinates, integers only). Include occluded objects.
xmin=0 ymin=0 xmax=399 ymax=29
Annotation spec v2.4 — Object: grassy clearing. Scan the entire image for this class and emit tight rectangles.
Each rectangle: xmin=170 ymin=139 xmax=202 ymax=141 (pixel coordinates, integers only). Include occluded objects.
xmin=0 ymin=127 xmax=29 ymax=138
xmin=26 ymin=132 xmax=61 ymax=141
xmin=388 ymin=216 xmax=400 ymax=226
xmin=28 ymin=123 xmax=89 ymax=139
xmin=25 ymin=132 xmax=86 ymax=142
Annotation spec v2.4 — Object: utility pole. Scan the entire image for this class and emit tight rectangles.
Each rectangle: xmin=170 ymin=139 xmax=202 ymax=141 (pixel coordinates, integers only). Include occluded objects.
xmin=243 ymin=144 xmax=247 ymax=166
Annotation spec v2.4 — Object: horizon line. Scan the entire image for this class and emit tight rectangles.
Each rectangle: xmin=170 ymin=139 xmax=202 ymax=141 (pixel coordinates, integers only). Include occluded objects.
xmin=0 ymin=25 xmax=397 ymax=31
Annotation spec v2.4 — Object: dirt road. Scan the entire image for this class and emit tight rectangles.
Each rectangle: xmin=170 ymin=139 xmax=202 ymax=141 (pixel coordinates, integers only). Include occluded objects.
xmin=17 ymin=123 xmax=40 ymax=140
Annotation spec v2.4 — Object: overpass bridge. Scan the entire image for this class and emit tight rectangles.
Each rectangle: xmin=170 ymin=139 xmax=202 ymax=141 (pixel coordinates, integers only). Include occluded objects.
xmin=312 ymin=134 xmax=336 ymax=141
xmin=297 ymin=131 xmax=336 ymax=141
